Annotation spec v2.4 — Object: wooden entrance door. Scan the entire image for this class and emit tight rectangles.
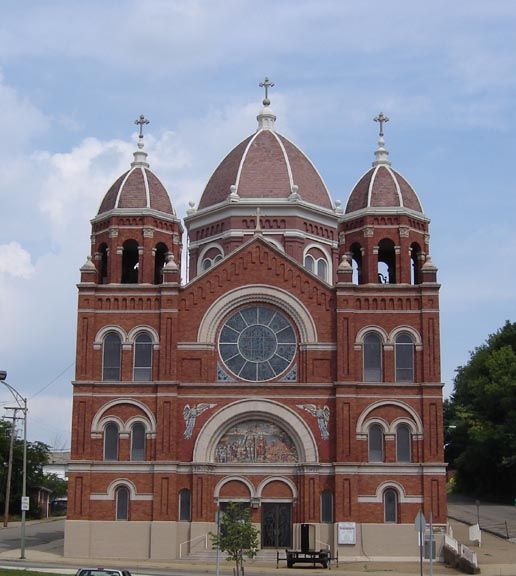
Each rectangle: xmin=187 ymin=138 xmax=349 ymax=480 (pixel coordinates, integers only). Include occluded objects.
xmin=261 ymin=502 xmax=292 ymax=548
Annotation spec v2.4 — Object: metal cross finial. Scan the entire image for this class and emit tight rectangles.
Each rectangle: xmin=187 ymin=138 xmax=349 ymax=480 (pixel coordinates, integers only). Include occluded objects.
xmin=134 ymin=114 xmax=150 ymax=140
xmin=259 ymin=77 xmax=275 ymax=106
xmin=374 ymin=112 xmax=389 ymax=137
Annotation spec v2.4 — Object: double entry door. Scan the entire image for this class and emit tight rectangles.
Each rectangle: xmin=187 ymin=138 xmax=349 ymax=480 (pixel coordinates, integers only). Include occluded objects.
xmin=261 ymin=502 xmax=292 ymax=548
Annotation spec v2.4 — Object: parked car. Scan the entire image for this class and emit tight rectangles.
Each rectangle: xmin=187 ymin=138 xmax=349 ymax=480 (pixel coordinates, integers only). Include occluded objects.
xmin=76 ymin=569 xmax=131 ymax=576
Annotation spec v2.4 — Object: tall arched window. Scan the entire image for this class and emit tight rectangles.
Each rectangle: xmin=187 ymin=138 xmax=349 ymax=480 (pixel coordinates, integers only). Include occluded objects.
xmin=368 ymin=424 xmax=384 ymax=462
xmin=363 ymin=332 xmax=382 ymax=382
xmin=131 ymin=422 xmax=146 ymax=461
xmin=103 ymin=332 xmax=122 ymax=381
xmin=384 ymin=489 xmax=398 ymax=523
xmin=179 ymin=488 xmax=191 ymax=521
xmin=116 ymin=485 xmax=129 ymax=520
xmin=396 ymin=424 xmax=411 ymax=462
xmin=104 ymin=422 xmax=119 ymax=461
xmin=133 ymin=332 xmax=153 ymax=381
xmin=154 ymin=243 xmax=168 ymax=285
xmin=321 ymin=490 xmax=333 ymax=523
xmin=395 ymin=332 xmax=415 ymax=382
xmin=121 ymin=239 xmax=139 ymax=283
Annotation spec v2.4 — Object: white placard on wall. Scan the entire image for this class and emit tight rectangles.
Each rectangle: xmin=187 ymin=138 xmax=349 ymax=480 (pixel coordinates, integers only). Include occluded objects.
xmin=338 ymin=522 xmax=356 ymax=545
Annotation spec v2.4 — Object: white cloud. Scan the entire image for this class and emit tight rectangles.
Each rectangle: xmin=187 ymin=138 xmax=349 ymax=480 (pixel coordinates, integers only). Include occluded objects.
xmin=0 ymin=242 xmax=35 ymax=278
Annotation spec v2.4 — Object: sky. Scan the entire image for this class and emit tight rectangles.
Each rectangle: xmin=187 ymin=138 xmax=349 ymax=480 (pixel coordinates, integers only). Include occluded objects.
xmin=0 ymin=0 xmax=515 ymax=447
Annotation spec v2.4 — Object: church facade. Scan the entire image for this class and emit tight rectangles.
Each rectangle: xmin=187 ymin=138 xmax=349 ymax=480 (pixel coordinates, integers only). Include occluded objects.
xmin=65 ymin=87 xmax=446 ymax=560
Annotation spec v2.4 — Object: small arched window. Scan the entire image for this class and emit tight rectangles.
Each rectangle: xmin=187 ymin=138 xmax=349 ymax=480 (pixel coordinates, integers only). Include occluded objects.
xmin=134 ymin=332 xmax=153 ymax=381
xmin=321 ymin=490 xmax=333 ymax=523
xmin=368 ymin=424 xmax=384 ymax=462
xmin=304 ymin=254 xmax=314 ymax=273
xmin=121 ymin=239 xmax=139 ymax=284
xmin=179 ymin=488 xmax=191 ymax=521
xmin=154 ymin=243 xmax=168 ymax=285
xmin=104 ymin=422 xmax=119 ymax=461
xmin=116 ymin=485 xmax=129 ymax=521
xmin=103 ymin=332 xmax=122 ymax=381
xmin=317 ymin=259 xmax=328 ymax=281
xmin=395 ymin=332 xmax=415 ymax=382
xmin=99 ymin=243 xmax=108 ymax=284
xmin=201 ymin=258 xmax=212 ymax=271
xmin=131 ymin=422 xmax=146 ymax=461
xmin=363 ymin=332 xmax=382 ymax=382
xmin=384 ymin=489 xmax=398 ymax=523
xmin=396 ymin=424 xmax=411 ymax=462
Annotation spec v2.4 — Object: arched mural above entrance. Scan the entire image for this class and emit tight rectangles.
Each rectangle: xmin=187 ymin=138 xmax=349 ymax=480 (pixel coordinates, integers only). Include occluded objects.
xmin=193 ymin=399 xmax=318 ymax=463
xmin=215 ymin=419 xmax=298 ymax=463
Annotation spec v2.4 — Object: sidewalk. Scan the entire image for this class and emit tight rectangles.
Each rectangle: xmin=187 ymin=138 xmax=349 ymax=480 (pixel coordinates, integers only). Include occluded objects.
xmin=0 ymin=519 xmax=514 ymax=576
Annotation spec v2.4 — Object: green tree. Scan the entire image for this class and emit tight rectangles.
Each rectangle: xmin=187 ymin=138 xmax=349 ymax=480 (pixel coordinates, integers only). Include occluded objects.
xmin=445 ymin=321 xmax=516 ymax=502
xmin=0 ymin=420 xmax=60 ymax=518
xmin=211 ymin=502 xmax=259 ymax=576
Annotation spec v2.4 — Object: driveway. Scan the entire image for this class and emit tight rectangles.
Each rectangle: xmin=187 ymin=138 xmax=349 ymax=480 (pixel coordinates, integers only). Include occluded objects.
xmin=0 ymin=518 xmax=65 ymax=553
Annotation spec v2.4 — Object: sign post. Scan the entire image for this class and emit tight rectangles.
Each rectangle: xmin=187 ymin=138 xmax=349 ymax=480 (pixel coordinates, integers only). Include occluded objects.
xmin=414 ymin=510 xmax=426 ymax=576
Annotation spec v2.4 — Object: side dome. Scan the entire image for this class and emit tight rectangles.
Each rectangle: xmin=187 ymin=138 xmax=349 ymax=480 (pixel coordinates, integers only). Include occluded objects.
xmin=198 ymin=106 xmax=332 ymax=210
xmin=345 ymin=134 xmax=423 ymax=214
xmin=98 ymin=149 xmax=175 ymax=216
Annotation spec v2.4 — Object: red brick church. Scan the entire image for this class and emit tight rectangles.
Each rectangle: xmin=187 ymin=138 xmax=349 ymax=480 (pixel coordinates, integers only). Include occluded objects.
xmin=65 ymin=82 xmax=446 ymax=560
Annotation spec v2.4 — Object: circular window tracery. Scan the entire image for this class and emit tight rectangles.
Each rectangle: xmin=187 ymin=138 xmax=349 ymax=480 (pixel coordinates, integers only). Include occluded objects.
xmin=219 ymin=306 xmax=296 ymax=381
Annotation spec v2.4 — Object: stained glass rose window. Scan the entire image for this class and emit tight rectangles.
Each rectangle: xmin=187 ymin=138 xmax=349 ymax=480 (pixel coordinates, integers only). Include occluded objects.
xmin=219 ymin=306 xmax=296 ymax=381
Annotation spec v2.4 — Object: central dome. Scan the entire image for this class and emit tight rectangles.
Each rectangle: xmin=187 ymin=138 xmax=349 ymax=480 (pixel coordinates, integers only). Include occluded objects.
xmin=198 ymin=107 xmax=332 ymax=210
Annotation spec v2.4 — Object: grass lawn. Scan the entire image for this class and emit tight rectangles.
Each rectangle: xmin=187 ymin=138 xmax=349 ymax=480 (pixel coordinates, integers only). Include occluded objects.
xmin=0 ymin=570 xmax=67 ymax=576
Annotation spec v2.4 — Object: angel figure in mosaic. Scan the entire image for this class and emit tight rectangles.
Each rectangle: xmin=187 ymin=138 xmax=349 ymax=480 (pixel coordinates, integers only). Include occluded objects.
xmin=183 ymin=403 xmax=216 ymax=439
xmin=297 ymin=404 xmax=330 ymax=440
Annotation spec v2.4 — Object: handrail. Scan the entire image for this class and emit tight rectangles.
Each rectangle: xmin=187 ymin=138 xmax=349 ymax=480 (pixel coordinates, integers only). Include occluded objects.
xmin=315 ymin=539 xmax=330 ymax=550
xmin=179 ymin=532 xmax=209 ymax=559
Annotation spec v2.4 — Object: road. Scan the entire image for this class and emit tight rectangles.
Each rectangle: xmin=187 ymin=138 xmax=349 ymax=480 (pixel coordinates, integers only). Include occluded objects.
xmin=0 ymin=519 xmax=65 ymax=553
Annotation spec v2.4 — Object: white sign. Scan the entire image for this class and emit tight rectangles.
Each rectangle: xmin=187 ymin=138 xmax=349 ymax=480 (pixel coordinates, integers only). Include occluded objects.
xmin=21 ymin=496 xmax=30 ymax=511
xmin=338 ymin=522 xmax=356 ymax=545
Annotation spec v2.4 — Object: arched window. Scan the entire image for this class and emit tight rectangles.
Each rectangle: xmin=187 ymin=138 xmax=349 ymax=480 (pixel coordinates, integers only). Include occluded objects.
xmin=368 ymin=424 xmax=384 ymax=462
xmin=410 ymin=243 xmax=422 ymax=285
xmin=395 ymin=332 xmax=415 ymax=382
xmin=116 ymin=485 xmax=129 ymax=520
xmin=104 ymin=422 xmax=119 ymax=461
xmin=350 ymin=243 xmax=362 ymax=285
xmin=363 ymin=332 xmax=382 ymax=382
xmin=304 ymin=254 xmax=314 ymax=273
xmin=396 ymin=424 xmax=411 ymax=462
xmin=154 ymin=243 xmax=168 ymax=285
xmin=121 ymin=239 xmax=139 ymax=284
xmin=201 ymin=258 xmax=212 ymax=271
xmin=179 ymin=488 xmax=191 ymax=521
xmin=320 ymin=490 xmax=333 ymax=523
xmin=131 ymin=422 xmax=146 ymax=461
xmin=317 ymin=259 xmax=328 ymax=281
xmin=378 ymin=238 xmax=396 ymax=284
xmin=103 ymin=332 xmax=122 ymax=381
xmin=213 ymin=254 xmax=223 ymax=264
xmin=384 ymin=489 xmax=398 ymax=523
xmin=99 ymin=243 xmax=108 ymax=284
xmin=133 ymin=332 xmax=153 ymax=381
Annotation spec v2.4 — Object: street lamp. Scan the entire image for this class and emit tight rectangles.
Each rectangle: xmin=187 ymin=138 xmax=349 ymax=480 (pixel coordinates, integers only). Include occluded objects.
xmin=0 ymin=370 xmax=28 ymax=559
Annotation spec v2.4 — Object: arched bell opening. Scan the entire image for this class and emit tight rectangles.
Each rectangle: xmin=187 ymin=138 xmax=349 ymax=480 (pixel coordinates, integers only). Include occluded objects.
xmin=98 ymin=243 xmax=109 ymax=284
xmin=378 ymin=238 xmax=396 ymax=284
xmin=350 ymin=242 xmax=363 ymax=284
xmin=410 ymin=242 xmax=422 ymax=285
xmin=154 ymin=242 xmax=168 ymax=284
xmin=121 ymin=239 xmax=139 ymax=284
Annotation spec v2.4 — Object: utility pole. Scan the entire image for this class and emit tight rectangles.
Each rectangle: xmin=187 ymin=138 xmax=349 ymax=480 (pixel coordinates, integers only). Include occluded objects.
xmin=3 ymin=409 xmax=18 ymax=527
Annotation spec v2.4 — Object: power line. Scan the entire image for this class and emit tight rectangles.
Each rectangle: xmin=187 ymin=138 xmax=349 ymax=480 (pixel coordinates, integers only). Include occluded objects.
xmin=29 ymin=361 xmax=75 ymax=399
